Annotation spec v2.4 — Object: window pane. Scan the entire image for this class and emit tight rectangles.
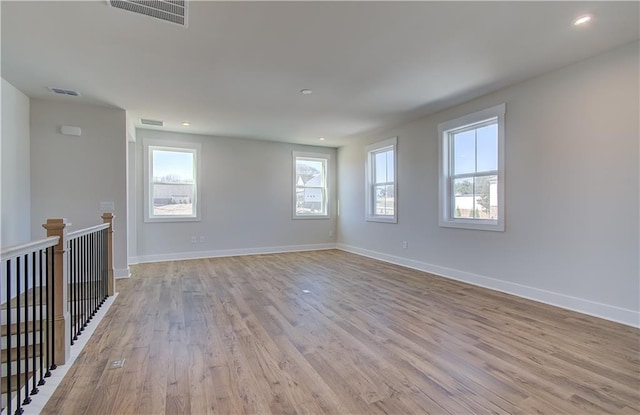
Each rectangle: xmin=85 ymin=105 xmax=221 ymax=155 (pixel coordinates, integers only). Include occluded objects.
xmin=453 ymin=130 xmax=475 ymax=175
xmin=296 ymin=187 xmax=324 ymax=214
xmin=152 ymin=149 xmax=195 ymax=216
xmin=475 ymin=175 xmax=498 ymax=220
xmin=373 ymin=184 xmax=395 ymax=216
xmin=296 ymin=159 xmax=324 ymax=185
xmin=366 ymin=139 xmax=396 ymax=222
xmin=294 ymin=155 xmax=328 ymax=216
xmin=374 ymin=184 xmax=389 ymax=215
xmin=453 ymin=178 xmax=474 ymax=218
xmin=477 ymin=123 xmax=498 ymax=172
xmin=384 ymin=184 xmax=394 ymax=215
xmin=153 ymin=150 xmax=194 ymax=182
xmin=374 ymin=151 xmax=388 ymax=184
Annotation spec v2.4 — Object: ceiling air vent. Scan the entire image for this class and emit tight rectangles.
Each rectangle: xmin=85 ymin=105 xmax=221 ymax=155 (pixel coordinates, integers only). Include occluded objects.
xmin=48 ymin=87 xmax=80 ymax=97
xmin=108 ymin=1 xmax=188 ymax=27
xmin=140 ymin=118 xmax=164 ymax=127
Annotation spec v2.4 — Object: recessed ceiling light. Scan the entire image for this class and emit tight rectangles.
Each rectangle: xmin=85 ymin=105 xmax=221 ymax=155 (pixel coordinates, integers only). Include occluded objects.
xmin=300 ymin=89 xmax=313 ymax=95
xmin=319 ymin=137 xmax=325 ymax=141
xmin=573 ymin=14 xmax=593 ymax=26
xmin=181 ymin=121 xmax=190 ymax=126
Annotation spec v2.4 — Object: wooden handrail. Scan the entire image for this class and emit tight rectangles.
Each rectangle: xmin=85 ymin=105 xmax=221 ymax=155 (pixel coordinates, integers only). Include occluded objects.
xmin=0 ymin=236 xmax=59 ymax=261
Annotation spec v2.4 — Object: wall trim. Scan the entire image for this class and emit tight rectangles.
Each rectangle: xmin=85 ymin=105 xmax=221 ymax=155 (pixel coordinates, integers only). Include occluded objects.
xmin=115 ymin=267 xmax=131 ymax=279
xmin=129 ymin=243 xmax=337 ymax=265
xmin=337 ymin=243 xmax=639 ymax=328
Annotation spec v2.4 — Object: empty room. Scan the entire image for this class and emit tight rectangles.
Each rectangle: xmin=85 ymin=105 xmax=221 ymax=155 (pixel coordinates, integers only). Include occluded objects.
xmin=1 ymin=1 xmax=638 ymax=414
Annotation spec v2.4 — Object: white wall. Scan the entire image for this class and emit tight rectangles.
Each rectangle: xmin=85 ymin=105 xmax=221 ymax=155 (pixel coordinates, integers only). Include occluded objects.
xmin=337 ymin=42 xmax=640 ymax=326
xmin=1 ymin=78 xmax=31 ymax=246
xmin=30 ymin=99 xmax=129 ymax=277
xmin=132 ymin=129 xmax=337 ymax=262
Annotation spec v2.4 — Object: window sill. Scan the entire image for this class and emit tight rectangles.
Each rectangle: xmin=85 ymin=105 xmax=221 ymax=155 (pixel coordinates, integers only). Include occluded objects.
xmin=366 ymin=216 xmax=397 ymax=224
xmin=292 ymin=215 xmax=330 ymax=220
xmin=439 ymin=218 xmax=504 ymax=232
xmin=144 ymin=216 xmax=201 ymax=223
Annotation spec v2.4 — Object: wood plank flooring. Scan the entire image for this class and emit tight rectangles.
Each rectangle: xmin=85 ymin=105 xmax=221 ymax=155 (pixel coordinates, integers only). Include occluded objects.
xmin=41 ymin=250 xmax=639 ymax=414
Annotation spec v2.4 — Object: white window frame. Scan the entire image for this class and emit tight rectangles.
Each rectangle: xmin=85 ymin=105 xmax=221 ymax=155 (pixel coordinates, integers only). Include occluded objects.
xmin=365 ymin=137 xmax=398 ymax=223
xmin=144 ymin=139 xmax=201 ymax=223
xmin=438 ymin=104 xmax=505 ymax=231
xmin=293 ymin=151 xmax=330 ymax=219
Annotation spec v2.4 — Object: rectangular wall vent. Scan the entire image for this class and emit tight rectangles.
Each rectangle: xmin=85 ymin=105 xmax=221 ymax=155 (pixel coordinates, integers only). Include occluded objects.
xmin=48 ymin=87 xmax=80 ymax=97
xmin=140 ymin=118 xmax=164 ymax=127
xmin=108 ymin=1 xmax=188 ymax=27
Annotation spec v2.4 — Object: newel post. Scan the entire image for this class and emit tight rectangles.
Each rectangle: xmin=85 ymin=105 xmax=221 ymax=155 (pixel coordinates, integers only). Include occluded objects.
xmin=42 ymin=218 xmax=71 ymax=366
xmin=102 ymin=212 xmax=115 ymax=296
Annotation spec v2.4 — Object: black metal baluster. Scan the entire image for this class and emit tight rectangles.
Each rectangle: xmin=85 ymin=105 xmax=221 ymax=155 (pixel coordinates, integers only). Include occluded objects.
xmin=90 ymin=233 xmax=95 ymax=320
xmin=96 ymin=230 xmax=101 ymax=306
xmin=76 ymin=238 xmax=80 ymax=338
xmin=99 ymin=229 xmax=104 ymax=303
xmin=78 ymin=236 xmax=83 ymax=334
xmin=101 ymin=229 xmax=106 ymax=303
xmin=38 ymin=249 xmax=45 ymax=387
xmin=98 ymin=230 xmax=103 ymax=304
xmin=31 ymin=251 xmax=38 ymax=397
xmin=6 ymin=259 xmax=14 ymax=415
xmin=44 ymin=247 xmax=51 ymax=378
xmin=67 ymin=241 xmax=72 ymax=346
xmin=81 ymin=235 xmax=87 ymax=332
xmin=95 ymin=232 xmax=99 ymax=309
xmin=70 ymin=239 xmax=74 ymax=341
xmin=81 ymin=235 xmax=89 ymax=331
xmin=22 ymin=254 xmax=31 ymax=406
xmin=16 ymin=256 xmax=23 ymax=414
xmin=73 ymin=238 xmax=78 ymax=342
xmin=49 ymin=245 xmax=56 ymax=372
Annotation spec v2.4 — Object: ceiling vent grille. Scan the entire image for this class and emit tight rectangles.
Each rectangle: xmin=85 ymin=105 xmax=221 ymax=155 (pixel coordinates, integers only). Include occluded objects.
xmin=108 ymin=0 xmax=188 ymax=27
xmin=140 ymin=118 xmax=164 ymax=127
xmin=48 ymin=87 xmax=81 ymax=97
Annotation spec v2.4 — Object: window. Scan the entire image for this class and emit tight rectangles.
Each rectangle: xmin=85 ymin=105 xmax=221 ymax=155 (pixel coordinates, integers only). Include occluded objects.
xmin=293 ymin=152 xmax=329 ymax=218
xmin=144 ymin=140 xmax=201 ymax=222
xmin=366 ymin=137 xmax=397 ymax=223
xmin=438 ymin=104 xmax=505 ymax=231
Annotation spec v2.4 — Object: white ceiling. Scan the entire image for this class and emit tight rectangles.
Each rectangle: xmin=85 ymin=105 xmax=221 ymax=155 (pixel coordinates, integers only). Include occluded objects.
xmin=2 ymin=1 xmax=638 ymax=147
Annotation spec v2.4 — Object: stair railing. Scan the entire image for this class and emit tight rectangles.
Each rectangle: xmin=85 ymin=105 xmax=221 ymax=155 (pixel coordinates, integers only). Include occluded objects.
xmin=1 ymin=237 xmax=57 ymax=415
xmin=66 ymin=216 xmax=113 ymax=345
xmin=1 ymin=213 xmax=115 ymax=415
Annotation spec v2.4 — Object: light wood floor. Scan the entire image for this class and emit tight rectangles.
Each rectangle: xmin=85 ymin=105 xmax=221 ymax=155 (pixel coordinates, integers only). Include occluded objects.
xmin=42 ymin=250 xmax=639 ymax=414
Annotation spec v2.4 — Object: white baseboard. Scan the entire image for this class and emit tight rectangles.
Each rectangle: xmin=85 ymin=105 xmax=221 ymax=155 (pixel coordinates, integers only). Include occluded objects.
xmin=129 ymin=243 xmax=337 ymax=265
xmin=337 ymin=243 xmax=639 ymax=328
xmin=115 ymin=267 xmax=130 ymax=279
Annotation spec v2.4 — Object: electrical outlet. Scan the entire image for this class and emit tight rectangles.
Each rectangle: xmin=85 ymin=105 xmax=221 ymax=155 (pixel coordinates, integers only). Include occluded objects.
xmin=402 ymin=241 xmax=408 ymax=249
xmin=199 ymin=236 xmax=205 ymax=243
xmin=191 ymin=236 xmax=197 ymax=244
